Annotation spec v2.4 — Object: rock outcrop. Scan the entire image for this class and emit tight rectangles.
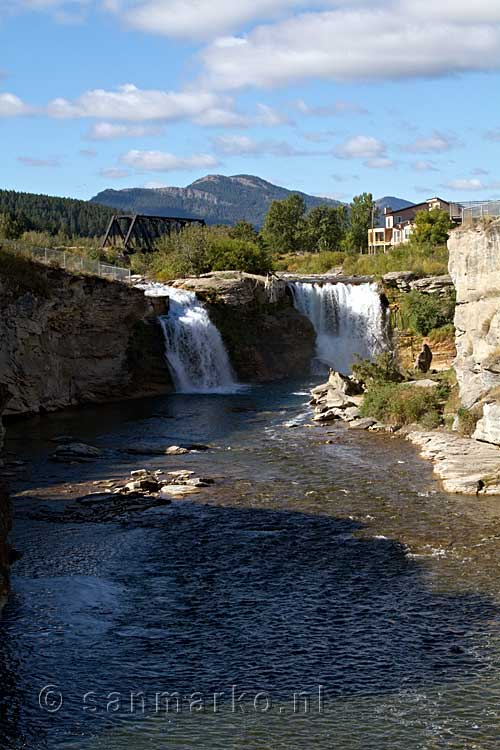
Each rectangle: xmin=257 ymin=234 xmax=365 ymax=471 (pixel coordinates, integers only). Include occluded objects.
xmin=449 ymin=220 xmax=500 ymax=422
xmin=0 ymin=258 xmax=172 ymax=417
xmin=175 ymin=272 xmax=316 ymax=381
xmin=407 ymin=431 xmax=500 ymax=495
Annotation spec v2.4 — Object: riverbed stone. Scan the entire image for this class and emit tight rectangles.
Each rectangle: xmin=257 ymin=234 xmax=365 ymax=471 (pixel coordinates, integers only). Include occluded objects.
xmin=406 ymin=430 xmax=500 ymax=494
xmin=51 ymin=442 xmax=102 ymax=461
xmin=313 ymin=409 xmax=341 ymax=423
xmin=326 ymin=389 xmax=355 ymax=409
xmin=348 ymin=418 xmax=377 ymax=430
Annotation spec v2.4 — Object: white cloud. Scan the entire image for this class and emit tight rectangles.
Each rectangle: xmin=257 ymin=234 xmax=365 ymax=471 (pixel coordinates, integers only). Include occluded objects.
xmin=213 ymin=135 xmax=259 ymax=154
xmin=47 ymin=84 xmax=223 ymax=122
xmin=412 ymin=160 xmax=438 ymax=171
xmin=445 ymin=177 xmax=490 ymax=191
xmin=144 ymin=180 xmax=169 ymax=189
xmin=335 ymin=135 xmax=385 ymax=159
xmin=120 ymin=149 xmax=219 ymax=171
xmin=192 ymin=107 xmax=249 ymax=127
xmin=121 ymin=0 xmax=300 ymax=40
xmin=79 ymin=148 xmax=97 ymax=157
xmin=255 ymin=103 xmax=291 ymax=126
xmin=86 ymin=122 xmax=164 ymax=139
xmin=0 ymin=92 xmax=31 ymax=116
xmin=202 ymin=6 xmax=500 ymax=89
xmin=294 ymin=98 xmax=367 ymax=116
xmin=485 ymin=128 xmax=500 ymax=142
xmin=402 ymin=132 xmax=455 ymax=153
xmin=365 ymin=157 xmax=394 ymax=169
xmin=17 ymin=155 xmax=60 ymax=167
xmin=99 ymin=167 xmax=129 ymax=179
xmin=212 ymin=133 xmax=314 ymax=156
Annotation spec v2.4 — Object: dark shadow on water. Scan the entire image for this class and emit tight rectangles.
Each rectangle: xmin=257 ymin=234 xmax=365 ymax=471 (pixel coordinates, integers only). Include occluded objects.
xmin=0 ymin=501 xmax=497 ymax=749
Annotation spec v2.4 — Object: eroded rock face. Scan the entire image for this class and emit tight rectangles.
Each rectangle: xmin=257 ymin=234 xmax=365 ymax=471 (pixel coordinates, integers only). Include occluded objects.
xmin=448 ymin=220 xmax=500 ymax=447
xmin=0 ymin=261 xmax=172 ymax=416
xmin=176 ymin=272 xmax=315 ymax=381
xmin=448 ymin=221 xmax=500 ymax=410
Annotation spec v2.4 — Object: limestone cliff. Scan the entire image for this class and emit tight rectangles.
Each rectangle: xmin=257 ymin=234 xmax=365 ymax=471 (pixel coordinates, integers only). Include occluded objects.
xmin=449 ymin=219 xmax=500 ymax=444
xmin=174 ymin=272 xmax=316 ymax=381
xmin=0 ymin=256 xmax=172 ymax=420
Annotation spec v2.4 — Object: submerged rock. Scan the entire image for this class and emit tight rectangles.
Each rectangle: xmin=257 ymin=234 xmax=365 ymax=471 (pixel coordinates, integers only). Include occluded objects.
xmin=51 ymin=443 xmax=102 ymax=462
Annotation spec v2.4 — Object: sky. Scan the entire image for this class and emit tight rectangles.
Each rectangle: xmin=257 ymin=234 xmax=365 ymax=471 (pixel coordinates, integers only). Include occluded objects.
xmin=1 ymin=0 xmax=500 ymax=203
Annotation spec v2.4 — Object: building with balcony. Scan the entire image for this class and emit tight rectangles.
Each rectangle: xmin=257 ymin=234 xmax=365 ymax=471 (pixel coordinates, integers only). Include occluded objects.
xmin=368 ymin=197 xmax=463 ymax=253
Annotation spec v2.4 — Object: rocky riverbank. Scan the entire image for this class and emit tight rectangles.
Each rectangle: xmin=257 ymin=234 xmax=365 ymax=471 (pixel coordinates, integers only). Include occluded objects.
xmin=0 ymin=256 xmax=172 ymax=422
xmin=308 ymin=367 xmax=500 ymax=496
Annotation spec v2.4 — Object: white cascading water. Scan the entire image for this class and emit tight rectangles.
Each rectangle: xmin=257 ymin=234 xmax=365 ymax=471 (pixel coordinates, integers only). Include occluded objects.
xmin=290 ymin=282 xmax=386 ymax=375
xmin=140 ymin=283 xmax=239 ymax=394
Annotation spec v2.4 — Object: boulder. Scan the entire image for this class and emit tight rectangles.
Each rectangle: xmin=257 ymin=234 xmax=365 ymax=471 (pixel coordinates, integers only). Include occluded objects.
xmin=313 ymin=409 xmax=341 ymax=423
xmin=326 ymin=389 xmax=355 ymax=409
xmin=348 ymin=418 xmax=377 ymax=430
xmin=343 ymin=406 xmax=361 ymax=421
xmin=409 ymin=275 xmax=454 ymax=295
xmin=473 ymin=402 xmax=500 ymax=447
xmin=382 ymin=271 xmax=415 ymax=292
xmin=124 ymin=443 xmax=189 ymax=456
xmin=51 ymin=443 xmax=102 ymax=461
xmin=402 ymin=378 xmax=438 ymax=388
xmin=160 ymin=485 xmax=202 ymax=498
xmin=327 ymin=369 xmax=364 ymax=396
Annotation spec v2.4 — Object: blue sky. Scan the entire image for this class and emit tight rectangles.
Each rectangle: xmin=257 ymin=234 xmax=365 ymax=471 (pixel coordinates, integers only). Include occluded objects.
xmin=1 ymin=0 xmax=499 ymax=203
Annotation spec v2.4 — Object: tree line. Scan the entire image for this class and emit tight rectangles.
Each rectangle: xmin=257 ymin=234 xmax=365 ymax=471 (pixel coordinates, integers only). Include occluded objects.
xmin=261 ymin=192 xmax=377 ymax=254
xmin=0 ymin=189 xmax=114 ymax=239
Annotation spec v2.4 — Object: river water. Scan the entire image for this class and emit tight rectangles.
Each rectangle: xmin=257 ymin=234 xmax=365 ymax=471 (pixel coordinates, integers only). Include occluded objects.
xmin=1 ymin=381 xmax=500 ymax=749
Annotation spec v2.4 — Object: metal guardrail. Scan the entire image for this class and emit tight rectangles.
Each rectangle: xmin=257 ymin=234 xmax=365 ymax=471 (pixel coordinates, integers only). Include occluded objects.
xmin=462 ymin=201 xmax=500 ymax=227
xmin=4 ymin=243 xmax=131 ymax=282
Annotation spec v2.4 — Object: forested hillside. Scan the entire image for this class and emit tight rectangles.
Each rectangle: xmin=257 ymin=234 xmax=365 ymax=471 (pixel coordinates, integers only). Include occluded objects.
xmin=92 ymin=174 xmax=342 ymax=227
xmin=0 ymin=190 xmax=115 ymax=237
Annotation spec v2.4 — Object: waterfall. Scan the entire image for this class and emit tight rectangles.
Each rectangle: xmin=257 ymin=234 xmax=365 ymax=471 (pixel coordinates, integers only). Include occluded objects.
xmin=290 ymin=281 xmax=386 ymax=375
xmin=141 ymin=283 xmax=239 ymax=394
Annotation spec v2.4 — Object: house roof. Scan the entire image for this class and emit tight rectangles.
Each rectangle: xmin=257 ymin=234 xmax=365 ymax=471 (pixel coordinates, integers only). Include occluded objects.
xmin=384 ymin=197 xmax=453 ymax=216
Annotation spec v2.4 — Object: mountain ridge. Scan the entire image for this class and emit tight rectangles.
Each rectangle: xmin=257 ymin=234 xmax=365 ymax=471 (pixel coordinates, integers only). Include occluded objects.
xmin=91 ymin=174 xmax=412 ymax=228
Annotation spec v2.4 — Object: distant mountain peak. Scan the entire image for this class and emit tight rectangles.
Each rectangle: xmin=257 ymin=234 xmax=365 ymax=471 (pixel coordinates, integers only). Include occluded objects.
xmin=91 ymin=174 xmax=412 ymax=228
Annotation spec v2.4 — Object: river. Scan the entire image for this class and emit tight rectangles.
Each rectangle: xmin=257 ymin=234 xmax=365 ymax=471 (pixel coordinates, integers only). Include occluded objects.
xmin=1 ymin=380 xmax=500 ymax=749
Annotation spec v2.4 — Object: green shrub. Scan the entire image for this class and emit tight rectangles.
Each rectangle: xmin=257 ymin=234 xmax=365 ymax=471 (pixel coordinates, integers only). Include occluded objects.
xmin=427 ymin=323 xmax=455 ymax=345
xmin=0 ymin=247 xmax=51 ymax=296
xmin=275 ymin=250 xmax=346 ymax=274
xmin=456 ymin=406 xmax=483 ymax=437
xmin=361 ymin=382 xmax=442 ymax=426
xmin=352 ymin=352 xmax=404 ymax=385
xmin=398 ymin=290 xmax=455 ymax=336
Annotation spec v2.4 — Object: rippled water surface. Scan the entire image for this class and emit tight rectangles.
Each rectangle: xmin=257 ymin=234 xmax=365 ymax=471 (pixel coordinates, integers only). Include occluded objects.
xmin=1 ymin=381 xmax=500 ymax=749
